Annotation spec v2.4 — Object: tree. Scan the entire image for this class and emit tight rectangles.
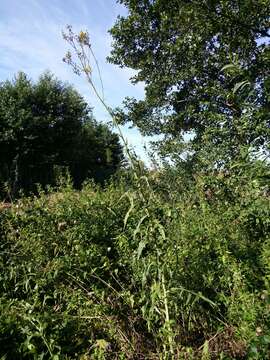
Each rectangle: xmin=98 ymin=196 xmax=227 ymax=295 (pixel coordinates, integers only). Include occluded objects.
xmin=109 ymin=0 xmax=270 ymax=167
xmin=0 ymin=72 xmax=123 ymax=198
xmin=70 ymin=121 xmax=124 ymax=187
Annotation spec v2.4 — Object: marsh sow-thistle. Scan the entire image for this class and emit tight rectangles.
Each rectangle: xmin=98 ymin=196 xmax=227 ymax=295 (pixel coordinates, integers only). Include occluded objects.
xmin=78 ymin=30 xmax=90 ymax=45
xmin=62 ymin=24 xmax=136 ymax=171
xmin=61 ymin=25 xmax=219 ymax=358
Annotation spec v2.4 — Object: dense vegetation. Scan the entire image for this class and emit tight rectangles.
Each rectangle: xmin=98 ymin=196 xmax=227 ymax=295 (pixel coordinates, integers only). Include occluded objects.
xmin=0 ymin=0 xmax=270 ymax=359
xmin=0 ymin=163 xmax=269 ymax=359
xmin=0 ymin=72 xmax=123 ymax=199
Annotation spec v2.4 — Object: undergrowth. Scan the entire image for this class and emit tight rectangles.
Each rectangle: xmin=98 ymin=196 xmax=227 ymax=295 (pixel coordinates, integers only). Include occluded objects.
xmin=0 ymin=160 xmax=269 ymax=359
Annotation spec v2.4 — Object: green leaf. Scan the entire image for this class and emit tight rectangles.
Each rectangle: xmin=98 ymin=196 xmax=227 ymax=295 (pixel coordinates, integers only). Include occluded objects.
xmin=221 ymin=64 xmax=238 ymax=72
xmin=233 ymin=80 xmax=250 ymax=94
xmin=137 ymin=240 xmax=146 ymax=259
xmin=123 ymin=192 xmax=134 ymax=229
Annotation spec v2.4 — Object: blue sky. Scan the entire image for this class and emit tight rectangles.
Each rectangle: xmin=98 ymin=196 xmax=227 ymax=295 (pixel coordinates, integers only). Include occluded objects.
xmin=0 ymin=0 xmax=153 ymax=162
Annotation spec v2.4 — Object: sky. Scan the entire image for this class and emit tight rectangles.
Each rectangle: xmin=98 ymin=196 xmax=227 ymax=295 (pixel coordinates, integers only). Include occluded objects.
xmin=0 ymin=0 xmax=153 ymax=163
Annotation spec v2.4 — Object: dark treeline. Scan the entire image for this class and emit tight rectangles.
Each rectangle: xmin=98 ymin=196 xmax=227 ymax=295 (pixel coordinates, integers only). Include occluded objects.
xmin=0 ymin=72 xmax=124 ymax=199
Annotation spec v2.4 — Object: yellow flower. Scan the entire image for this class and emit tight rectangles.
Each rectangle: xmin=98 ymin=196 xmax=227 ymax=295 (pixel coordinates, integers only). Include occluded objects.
xmin=78 ymin=31 xmax=89 ymax=44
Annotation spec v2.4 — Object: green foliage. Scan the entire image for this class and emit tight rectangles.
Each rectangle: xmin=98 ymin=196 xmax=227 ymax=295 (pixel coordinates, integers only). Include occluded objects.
xmin=0 ymin=72 xmax=123 ymax=199
xmin=1 ymin=3 xmax=269 ymax=358
xmin=109 ymin=0 xmax=270 ymax=165
xmin=1 ymin=159 xmax=269 ymax=358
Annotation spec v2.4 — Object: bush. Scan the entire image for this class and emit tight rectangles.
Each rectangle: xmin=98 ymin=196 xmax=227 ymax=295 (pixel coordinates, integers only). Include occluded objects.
xmin=0 ymin=162 xmax=269 ymax=359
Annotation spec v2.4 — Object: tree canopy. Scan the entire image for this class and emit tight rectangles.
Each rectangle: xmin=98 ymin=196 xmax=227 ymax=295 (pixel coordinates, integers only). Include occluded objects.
xmin=0 ymin=72 xmax=123 ymax=198
xmin=109 ymin=0 xmax=270 ymax=167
